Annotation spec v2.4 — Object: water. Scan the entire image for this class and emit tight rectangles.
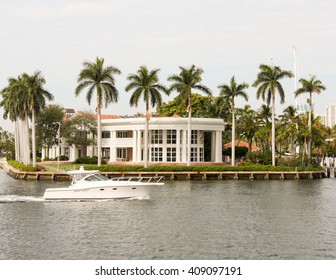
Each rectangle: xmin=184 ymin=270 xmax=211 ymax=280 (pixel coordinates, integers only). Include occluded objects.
xmin=1 ymin=168 xmax=336 ymax=260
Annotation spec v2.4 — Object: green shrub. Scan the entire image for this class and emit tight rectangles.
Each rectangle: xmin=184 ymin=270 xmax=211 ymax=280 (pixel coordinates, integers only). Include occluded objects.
xmin=244 ymin=151 xmax=272 ymax=165
xmin=223 ymin=146 xmax=249 ymax=158
xmin=8 ymin=160 xmax=39 ymax=172
xmin=74 ymin=156 xmax=107 ymax=165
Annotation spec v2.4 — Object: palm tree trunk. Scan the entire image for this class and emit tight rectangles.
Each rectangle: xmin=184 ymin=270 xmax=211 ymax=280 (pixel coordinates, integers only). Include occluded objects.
xmin=271 ymin=94 xmax=276 ymax=166
xmin=14 ymin=120 xmax=19 ymax=161
xmin=32 ymin=110 xmax=36 ymax=167
xmin=96 ymin=90 xmax=102 ymax=167
xmin=308 ymin=92 xmax=312 ymax=159
xmin=97 ymin=108 xmax=102 ymax=166
xmin=187 ymin=96 xmax=191 ymax=167
xmin=231 ymin=108 xmax=235 ymax=166
xmin=144 ymin=103 xmax=149 ymax=168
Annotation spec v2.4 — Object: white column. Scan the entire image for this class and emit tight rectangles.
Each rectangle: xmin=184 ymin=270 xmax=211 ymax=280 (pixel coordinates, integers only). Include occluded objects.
xmin=70 ymin=144 xmax=76 ymax=161
xmin=211 ymin=131 xmax=216 ymax=162
xmin=132 ymin=130 xmax=137 ymax=162
xmin=215 ymin=130 xmax=222 ymax=162
xmin=41 ymin=148 xmax=46 ymax=160
xmin=137 ymin=130 xmax=142 ymax=163
xmin=182 ymin=130 xmax=187 ymax=163
xmin=176 ymin=130 xmax=181 ymax=162
xmin=163 ymin=130 xmax=167 ymax=162
xmin=110 ymin=131 xmax=116 ymax=162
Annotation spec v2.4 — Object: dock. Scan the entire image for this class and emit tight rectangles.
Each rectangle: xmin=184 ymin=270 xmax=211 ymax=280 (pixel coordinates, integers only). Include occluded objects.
xmin=0 ymin=158 xmax=327 ymax=181
xmin=4 ymin=169 xmax=327 ymax=181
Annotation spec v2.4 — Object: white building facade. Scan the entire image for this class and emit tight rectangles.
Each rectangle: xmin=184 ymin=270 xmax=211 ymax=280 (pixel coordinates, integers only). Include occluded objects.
xmin=43 ymin=116 xmax=225 ymax=164
xmin=325 ymin=103 xmax=336 ymax=128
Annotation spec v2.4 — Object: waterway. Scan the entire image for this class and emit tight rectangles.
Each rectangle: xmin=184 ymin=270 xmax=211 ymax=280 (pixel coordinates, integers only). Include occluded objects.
xmin=0 ymin=168 xmax=336 ymax=260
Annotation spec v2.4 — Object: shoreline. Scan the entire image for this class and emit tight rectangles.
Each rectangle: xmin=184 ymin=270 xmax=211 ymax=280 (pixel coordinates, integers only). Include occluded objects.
xmin=0 ymin=158 xmax=327 ymax=181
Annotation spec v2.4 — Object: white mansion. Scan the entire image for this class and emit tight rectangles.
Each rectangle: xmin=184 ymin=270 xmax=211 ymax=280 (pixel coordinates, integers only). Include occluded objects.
xmin=42 ymin=115 xmax=225 ymax=164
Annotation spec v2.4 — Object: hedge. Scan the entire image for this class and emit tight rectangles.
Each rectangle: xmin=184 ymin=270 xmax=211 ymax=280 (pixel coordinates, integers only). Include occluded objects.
xmin=77 ymin=164 xmax=324 ymax=173
xmin=8 ymin=160 xmax=39 ymax=172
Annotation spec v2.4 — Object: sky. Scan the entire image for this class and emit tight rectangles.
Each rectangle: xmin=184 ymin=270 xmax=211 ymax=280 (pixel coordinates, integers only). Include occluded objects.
xmin=0 ymin=0 xmax=335 ymax=132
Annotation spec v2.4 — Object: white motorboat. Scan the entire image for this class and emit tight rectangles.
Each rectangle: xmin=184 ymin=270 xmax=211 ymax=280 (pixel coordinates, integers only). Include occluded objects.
xmin=43 ymin=167 xmax=164 ymax=200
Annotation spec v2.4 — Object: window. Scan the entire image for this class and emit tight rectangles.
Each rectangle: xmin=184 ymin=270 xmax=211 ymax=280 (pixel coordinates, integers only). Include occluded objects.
xmin=151 ymin=130 xmax=163 ymax=144
xmin=167 ymin=130 xmax=177 ymax=144
xmin=199 ymin=147 xmax=204 ymax=161
xmin=191 ymin=147 xmax=197 ymax=162
xmin=151 ymin=147 xmax=163 ymax=162
xmin=117 ymin=148 xmax=127 ymax=160
xmin=116 ymin=131 xmax=133 ymax=138
xmin=191 ymin=130 xmax=198 ymax=144
xmin=167 ymin=147 xmax=176 ymax=162
xmin=102 ymin=148 xmax=110 ymax=160
xmin=102 ymin=131 xmax=111 ymax=138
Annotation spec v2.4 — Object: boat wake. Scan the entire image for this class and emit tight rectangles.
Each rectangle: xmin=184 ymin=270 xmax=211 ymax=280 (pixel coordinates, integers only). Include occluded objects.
xmin=128 ymin=194 xmax=151 ymax=200
xmin=0 ymin=195 xmax=44 ymax=203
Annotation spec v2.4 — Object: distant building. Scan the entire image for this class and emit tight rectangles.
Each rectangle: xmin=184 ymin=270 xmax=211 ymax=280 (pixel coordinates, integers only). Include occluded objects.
xmin=325 ymin=104 xmax=336 ymax=127
xmin=64 ymin=108 xmax=75 ymax=120
xmin=224 ymin=140 xmax=260 ymax=152
xmin=42 ymin=113 xmax=225 ymax=164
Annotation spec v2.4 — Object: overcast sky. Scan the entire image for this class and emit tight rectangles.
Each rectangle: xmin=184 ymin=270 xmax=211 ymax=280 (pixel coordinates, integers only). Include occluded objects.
xmin=1 ymin=0 xmax=335 ymax=131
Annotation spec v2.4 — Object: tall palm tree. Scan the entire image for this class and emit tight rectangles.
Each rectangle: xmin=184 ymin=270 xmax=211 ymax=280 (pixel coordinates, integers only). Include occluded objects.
xmin=218 ymin=76 xmax=248 ymax=166
xmin=168 ymin=65 xmax=212 ymax=166
xmin=1 ymin=76 xmax=30 ymax=164
xmin=253 ymin=64 xmax=293 ymax=165
xmin=75 ymin=57 xmax=121 ymax=166
xmin=125 ymin=65 xmax=168 ymax=168
xmin=21 ymin=71 xmax=54 ymax=167
xmin=294 ymin=75 xmax=326 ymax=158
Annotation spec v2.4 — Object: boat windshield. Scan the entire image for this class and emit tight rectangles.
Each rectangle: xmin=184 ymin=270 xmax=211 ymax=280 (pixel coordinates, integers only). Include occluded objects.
xmin=84 ymin=174 xmax=110 ymax=182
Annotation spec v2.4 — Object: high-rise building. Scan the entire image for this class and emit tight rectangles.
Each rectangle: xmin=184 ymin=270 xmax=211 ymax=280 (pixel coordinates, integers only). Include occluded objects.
xmin=325 ymin=104 xmax=336 ymax=127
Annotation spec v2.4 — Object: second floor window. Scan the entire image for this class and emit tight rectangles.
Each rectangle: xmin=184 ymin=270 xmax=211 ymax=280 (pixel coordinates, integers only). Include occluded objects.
xmin=151 ymin=130 xmax=163 ymax=144
xmin=102 ymin=131 xmax=111 ymax=138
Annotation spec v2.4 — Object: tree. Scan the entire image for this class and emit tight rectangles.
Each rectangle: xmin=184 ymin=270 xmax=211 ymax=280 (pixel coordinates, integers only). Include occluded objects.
xmin=157 ymin=93 xmax=215 ymax=118
xmin=75 ymin=57 xmax=121 ymax=166
xmin=0 ymin=128 xmax=15 ymax=159
xmin=21 ymin=71 xmax=54 ymax=166
xmin=253 ymin=64 xmax=293 ymax=165
xmin=62 ymin=112 xmax=97 ymax=157
xmin=279 ymin=105 xmax=298 ymax=154
xmin=36 ymin=104 xmax=65 ymax=159
xmin=218 ymin=76 xmax=248 ymax=166
xmin=168 ymin=65 xmax=212 ymax=166
xmin=0 ymin=76 xmax=30 ymax=164
xmin=256 ymin=104 xmax=272 ymax=152
xmin=294 ymin=75 xmax=326 ymax=158
xmin=125 ymin=65 xmax=169 ymax=168
xmin=236 ymin=105 xmax=258 ymax=152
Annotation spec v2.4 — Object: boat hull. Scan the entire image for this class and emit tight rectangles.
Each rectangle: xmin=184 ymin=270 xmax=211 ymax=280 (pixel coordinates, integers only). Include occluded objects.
xmin=44 ymin=184 xmax=162 ymax=200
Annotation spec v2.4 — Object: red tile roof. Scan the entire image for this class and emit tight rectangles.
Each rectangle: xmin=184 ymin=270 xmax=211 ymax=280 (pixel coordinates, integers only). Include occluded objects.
xmin=224 ymin=140 xmax=260 ymax=151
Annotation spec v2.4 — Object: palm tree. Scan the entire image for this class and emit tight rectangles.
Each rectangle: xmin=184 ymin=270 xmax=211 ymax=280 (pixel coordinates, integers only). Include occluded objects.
xmin=256 ymin=104 xmax=272 ymax=151
xmin=218 ymin=76 xmax=248 ymax=166
xmin=75 ymin=57 xmax=121 ymax=166
xmin=294 ymin=75 xmax=326 ymax=158
xmin=125 ymin=65 xmax=168 ymax=168
xmin=168 ymin=65 xmax=212 ymax=166
xmin=21 ymin=71 xmax=54 ymax=167
xmin=0 ymin=76 xmax=30 ymax=164
xmin=236 ymin=105 xmax=258 ymax=152
xmin=253 ymin=64 xmax=293 ymax=165
xmin=280 ymin=105 xmax=298 ymax=154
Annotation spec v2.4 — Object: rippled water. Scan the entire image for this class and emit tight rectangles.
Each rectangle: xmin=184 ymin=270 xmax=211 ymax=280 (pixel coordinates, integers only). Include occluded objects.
xmin=1 ymin=168 xmax=336 ymax=260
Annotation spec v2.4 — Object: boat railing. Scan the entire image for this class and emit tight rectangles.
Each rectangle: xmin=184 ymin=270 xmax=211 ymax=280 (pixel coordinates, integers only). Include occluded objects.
xmin=111 ymin=176 xmax=164 ymax=184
